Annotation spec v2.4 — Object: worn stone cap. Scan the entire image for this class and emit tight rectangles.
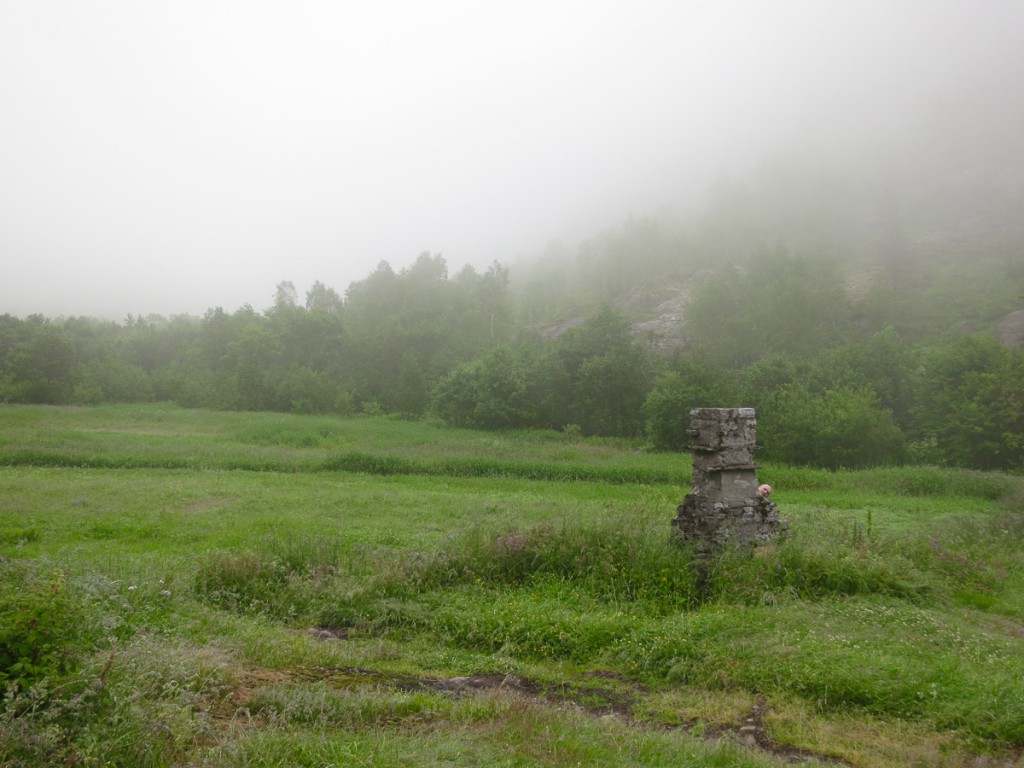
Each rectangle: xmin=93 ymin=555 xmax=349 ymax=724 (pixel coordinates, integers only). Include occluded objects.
xmin=687 ymin=407 xmax=758 ymax=453
xmin=688 ymin=407 xmax=756 ymax=419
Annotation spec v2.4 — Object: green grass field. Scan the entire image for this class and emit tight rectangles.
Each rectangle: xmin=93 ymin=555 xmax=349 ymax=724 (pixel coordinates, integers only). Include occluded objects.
xmin=2 ymin=404 xmax=1023 ymax=767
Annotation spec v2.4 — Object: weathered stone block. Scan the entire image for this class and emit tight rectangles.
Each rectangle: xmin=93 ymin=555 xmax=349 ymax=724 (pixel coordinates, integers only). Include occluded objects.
xmin=672 ymin=407 xmax=785 ymax=555
xmin=687 ymin=407 xmax=757 ymax=449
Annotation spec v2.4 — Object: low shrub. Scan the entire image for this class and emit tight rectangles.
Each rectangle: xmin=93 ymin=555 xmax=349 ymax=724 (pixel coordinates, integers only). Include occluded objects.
xmin=0 ymin=560 xmax=85 ymax=698
xmin=193 ymin=551 xmax=290 ymax=614
xmin=193 ymin=542 xmax=361 ymax=622
xmin=0 ymin=637 xmax=230 ymax=768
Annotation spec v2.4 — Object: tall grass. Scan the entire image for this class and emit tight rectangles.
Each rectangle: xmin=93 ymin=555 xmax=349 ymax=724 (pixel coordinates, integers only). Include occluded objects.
xmin=767 ymin=463 xmax=1017 ymax=500
xmin=1 ymin=448 xmax=686 ymax=485
xmin=391 ymin=513 xmax=700 ymax=608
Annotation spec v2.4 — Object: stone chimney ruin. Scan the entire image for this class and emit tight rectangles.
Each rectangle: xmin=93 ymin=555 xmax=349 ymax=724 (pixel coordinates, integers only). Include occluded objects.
xmin=672 ymin=407 xmax=785 ymax=554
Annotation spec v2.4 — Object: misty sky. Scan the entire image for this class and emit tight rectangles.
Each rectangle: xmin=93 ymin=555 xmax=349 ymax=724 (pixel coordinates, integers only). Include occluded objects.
xmin=2 ymin=1 xmax=1021 ymax=320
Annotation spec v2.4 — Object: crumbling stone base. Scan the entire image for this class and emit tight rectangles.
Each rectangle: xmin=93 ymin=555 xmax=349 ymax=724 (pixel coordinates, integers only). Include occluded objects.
xmin=672 ymin=493 xmax=786 ymax=556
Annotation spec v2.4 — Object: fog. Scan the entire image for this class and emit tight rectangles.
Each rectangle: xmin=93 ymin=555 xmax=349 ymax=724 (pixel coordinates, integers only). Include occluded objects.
xmin=1 ymin=1 xmax=1021 ymax=319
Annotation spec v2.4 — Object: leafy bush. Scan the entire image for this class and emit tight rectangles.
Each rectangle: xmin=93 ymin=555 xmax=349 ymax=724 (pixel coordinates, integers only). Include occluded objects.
xmin=0 ymin=561 xmax=84 ymax=697
xmin=643 ymin=362 xmax=737 ymax=450
xmin=643 ymin=374 xmax=698 ymax=452
xmin=431 ymin=345 xmax=538 ymax=430
xmin=912 ymin=336 xmax=1024 ymax=470
xmin=759 ymin=384 xmax=907 ymax=468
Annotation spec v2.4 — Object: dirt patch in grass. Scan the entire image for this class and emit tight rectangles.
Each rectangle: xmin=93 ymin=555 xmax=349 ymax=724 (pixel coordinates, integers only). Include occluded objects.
xmin=984 ymin=616 xmax=1024 ymax=640
xmin=225 ymin=656 xmax=853 ymax=765
xmin=307 ymin=626 xmax=350 ymax=641
xmin=182 ymin=496 xmax=239 ymax=514
xmin=739 ymin=698 xmax=854 ymax=766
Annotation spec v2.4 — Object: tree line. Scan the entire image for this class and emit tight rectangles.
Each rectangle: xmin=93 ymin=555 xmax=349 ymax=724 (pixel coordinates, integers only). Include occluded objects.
xmin=2 ymin=245 xmax=1022 ymax=472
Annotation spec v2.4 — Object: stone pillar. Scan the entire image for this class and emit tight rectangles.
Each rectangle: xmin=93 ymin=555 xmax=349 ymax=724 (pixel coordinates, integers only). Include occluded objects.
xmin=672 ymin=407 xmax=785 ymax=554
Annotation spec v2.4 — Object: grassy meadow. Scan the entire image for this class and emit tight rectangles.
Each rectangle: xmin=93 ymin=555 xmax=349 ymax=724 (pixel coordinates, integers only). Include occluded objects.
xmin=1 ymin=404 xmax=1023 ymax=767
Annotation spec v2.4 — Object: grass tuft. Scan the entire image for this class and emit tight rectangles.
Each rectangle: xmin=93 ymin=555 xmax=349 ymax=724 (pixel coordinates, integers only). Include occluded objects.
xmin=391 ymin=514 xmax=700 ymax=609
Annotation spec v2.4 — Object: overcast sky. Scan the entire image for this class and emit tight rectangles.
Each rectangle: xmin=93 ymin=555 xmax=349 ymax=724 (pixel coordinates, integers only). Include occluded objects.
xmin=1 ymin=1 xmax=1021 ymax=320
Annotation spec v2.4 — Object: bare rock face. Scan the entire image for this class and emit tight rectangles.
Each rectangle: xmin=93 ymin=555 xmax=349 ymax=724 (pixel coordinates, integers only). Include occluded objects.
xmin=996 ymin=309 xmax=1024 ymax=350
xmin=672 ymin=407 xmax=786 ymax=555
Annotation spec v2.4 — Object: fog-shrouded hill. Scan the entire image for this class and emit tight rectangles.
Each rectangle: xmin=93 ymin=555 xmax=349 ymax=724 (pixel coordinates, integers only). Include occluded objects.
xmin=517 ymin=137 xmax=1024 ymax=353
